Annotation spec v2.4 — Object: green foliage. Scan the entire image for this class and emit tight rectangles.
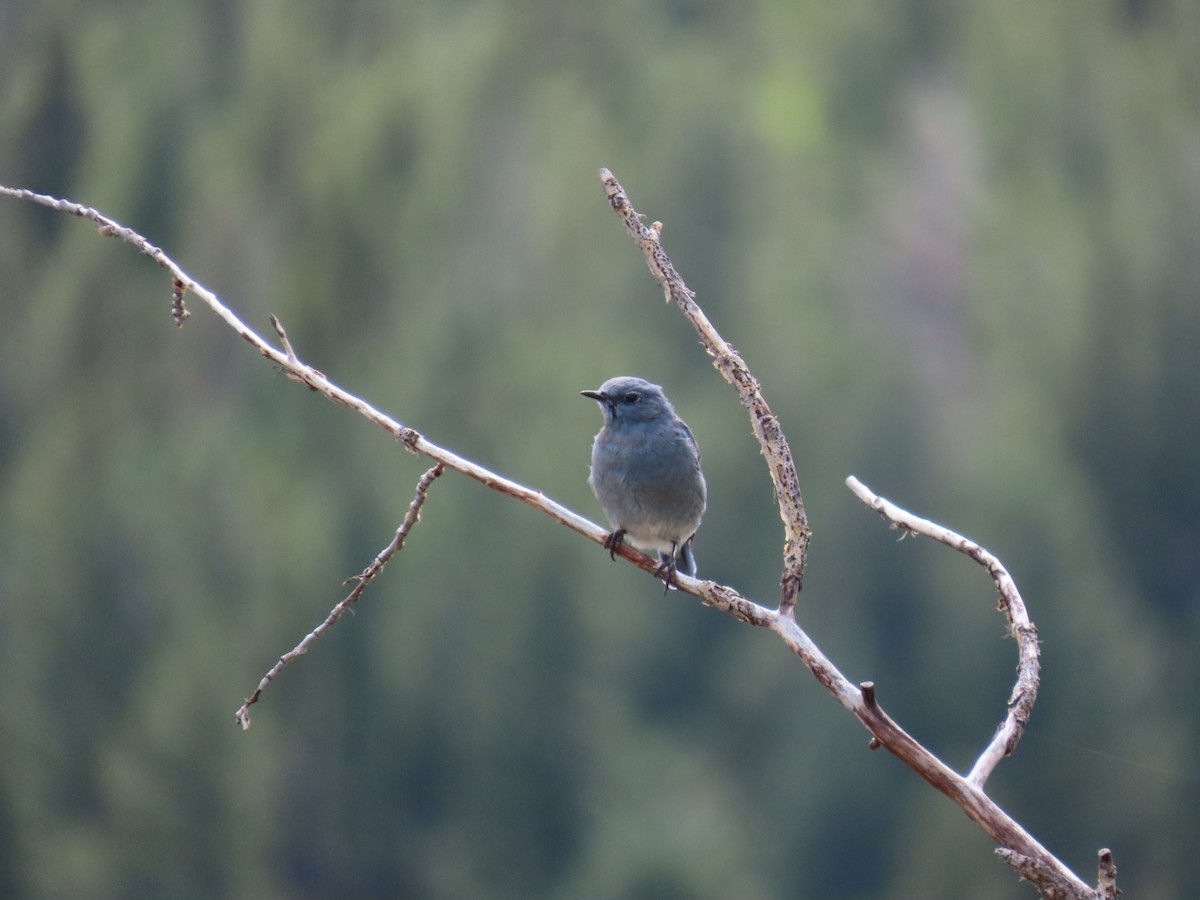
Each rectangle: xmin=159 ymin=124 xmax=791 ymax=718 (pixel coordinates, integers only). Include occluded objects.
xmin=3 ymin=0 xmax=1199 ymax=896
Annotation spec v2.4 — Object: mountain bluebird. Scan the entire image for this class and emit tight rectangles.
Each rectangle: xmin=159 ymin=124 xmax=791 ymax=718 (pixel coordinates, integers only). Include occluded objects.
xmin=581 ymin=376 xmax=707 ymax=587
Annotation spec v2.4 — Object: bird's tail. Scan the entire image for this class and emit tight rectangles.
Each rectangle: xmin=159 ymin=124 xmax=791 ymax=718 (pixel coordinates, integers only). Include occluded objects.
xmin=676 ymin=536 xmax=697 ymax=578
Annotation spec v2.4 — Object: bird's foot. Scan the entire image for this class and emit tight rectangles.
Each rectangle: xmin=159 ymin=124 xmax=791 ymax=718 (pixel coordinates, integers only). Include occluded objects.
xmin=602 ymin=529 xmax=626 ymax=561
xmin=654 ymin=553 xmax=679 ymax=594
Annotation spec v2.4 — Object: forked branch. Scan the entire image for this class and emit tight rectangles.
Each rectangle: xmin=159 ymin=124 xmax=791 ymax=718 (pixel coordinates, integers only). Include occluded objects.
xmin=1 ymin=177 xmax=1111 ymax=898
xmin=233 ymin=463 xmax=444 ymax=729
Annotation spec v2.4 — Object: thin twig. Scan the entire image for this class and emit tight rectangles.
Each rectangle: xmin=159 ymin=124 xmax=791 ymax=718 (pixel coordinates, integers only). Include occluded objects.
xmin=844 ymin=475 xmax=1039 ymax=787
xmin=234 ymin=464 xmax=444 ymax=729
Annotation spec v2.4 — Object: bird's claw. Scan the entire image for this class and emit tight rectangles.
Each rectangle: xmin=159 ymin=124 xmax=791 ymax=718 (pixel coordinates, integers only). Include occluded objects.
xmin=602 ymin=529 xmax=626 ymax=561
xmin=654 ymin=555 xmax=679 ymax=594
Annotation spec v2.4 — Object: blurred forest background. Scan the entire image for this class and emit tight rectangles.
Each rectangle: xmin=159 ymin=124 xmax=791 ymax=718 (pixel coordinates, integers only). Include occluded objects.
xmin=2 ymin=1 xmax=1199 ymax=897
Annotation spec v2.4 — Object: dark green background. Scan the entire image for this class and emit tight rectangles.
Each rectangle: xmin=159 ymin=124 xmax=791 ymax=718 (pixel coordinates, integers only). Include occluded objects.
xmin=3 ymin=1 xmax=1198 ymax=897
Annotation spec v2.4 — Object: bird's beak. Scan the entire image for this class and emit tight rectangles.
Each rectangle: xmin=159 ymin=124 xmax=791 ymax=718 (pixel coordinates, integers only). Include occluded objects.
xmin=580 ymin=390 xmax=606 ymax=402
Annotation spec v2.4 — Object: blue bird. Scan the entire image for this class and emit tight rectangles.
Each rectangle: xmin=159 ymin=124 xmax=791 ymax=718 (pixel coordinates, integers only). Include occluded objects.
xmin=581 ymin=376 xmax=707 ymax=588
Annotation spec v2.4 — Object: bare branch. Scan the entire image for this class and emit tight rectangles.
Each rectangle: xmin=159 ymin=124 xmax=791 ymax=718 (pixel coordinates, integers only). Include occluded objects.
xmin=692 ymin=576 xmax=1094 ymax=896
xmin=3 ymin=179 xmax=1105 ymax=898
xmin=0 ymin=186 xmax=628 ymax=563
xmin=234 ymin=463 xmax=444 ymax=729
xmin=600 ymin=170 xmax=810 ymax=616
xmin=845 ymin=475 xmax=1039 ymax=787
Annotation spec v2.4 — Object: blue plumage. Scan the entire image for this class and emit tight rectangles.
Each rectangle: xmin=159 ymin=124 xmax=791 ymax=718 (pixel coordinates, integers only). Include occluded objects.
xmin=581 ymin=376 xmax=706 ymax=587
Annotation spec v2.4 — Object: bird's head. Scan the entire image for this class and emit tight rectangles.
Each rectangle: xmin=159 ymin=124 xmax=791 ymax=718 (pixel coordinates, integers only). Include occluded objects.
xmin=580 ymin=376 xmax=672 ymax=426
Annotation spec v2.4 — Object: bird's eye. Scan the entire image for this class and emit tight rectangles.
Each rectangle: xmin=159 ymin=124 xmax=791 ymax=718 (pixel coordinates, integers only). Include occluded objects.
xmin=623 ymin=391 xmax=640 ymax=403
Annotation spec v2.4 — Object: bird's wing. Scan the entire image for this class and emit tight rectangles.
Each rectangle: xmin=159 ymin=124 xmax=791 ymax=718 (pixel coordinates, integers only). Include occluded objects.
xmin=678 ymin=421 xmax=701 ymax=460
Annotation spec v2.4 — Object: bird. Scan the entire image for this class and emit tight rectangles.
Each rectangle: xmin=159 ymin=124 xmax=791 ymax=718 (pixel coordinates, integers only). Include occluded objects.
xmin=581 ymin=376 xmax=707 ymax=589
